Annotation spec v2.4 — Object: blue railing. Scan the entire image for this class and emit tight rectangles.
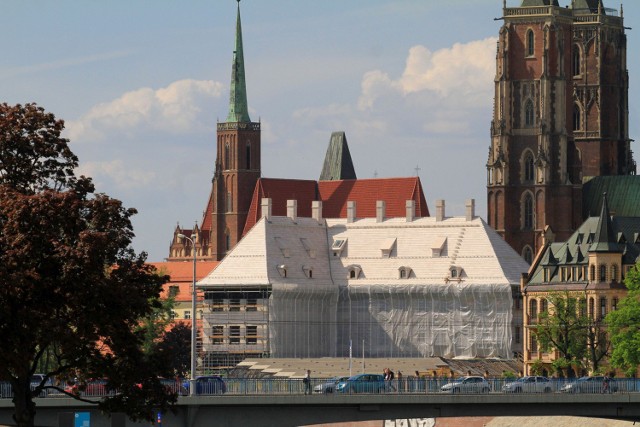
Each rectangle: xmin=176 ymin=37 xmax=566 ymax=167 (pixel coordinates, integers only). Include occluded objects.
xmin=3 ymin=377 xmax=640 ymax=398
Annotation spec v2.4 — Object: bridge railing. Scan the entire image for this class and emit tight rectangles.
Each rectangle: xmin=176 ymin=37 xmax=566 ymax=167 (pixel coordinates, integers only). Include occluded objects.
xmin=3 ymin=377 xmax=640 ymax=398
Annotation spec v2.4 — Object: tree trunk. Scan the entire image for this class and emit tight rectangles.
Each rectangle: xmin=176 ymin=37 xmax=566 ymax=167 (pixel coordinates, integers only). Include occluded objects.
xmin=12 ymin=378 xmax=36 ymax=427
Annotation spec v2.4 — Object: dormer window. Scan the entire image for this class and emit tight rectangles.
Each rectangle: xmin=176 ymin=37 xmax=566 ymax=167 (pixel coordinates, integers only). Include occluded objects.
xmin=449 ymin=266 xmax=464 ymax=281
xmin=380 ymin=238 xmax=396 ymax=258
xmin=398 ymin=267 xmax=412 ymax=279
xmin=347 ymin=265 xmax=362 ymax=280
xmin=576 ymin=233 xmax=584 ymax=244
xmin=276 ymin=264 xmax=288 ymax=278
xmin=302 ymin=265 xmax=314 ymax=279
xmin=431 ymin=236 xmax=447 ymax=258
xmin=274 ymin=237 xmax=290 ymax=258
xmin=332 ymin=238 xmax=347 ymax=256
xmin=587 ymin=233 xmax=595 ymax=244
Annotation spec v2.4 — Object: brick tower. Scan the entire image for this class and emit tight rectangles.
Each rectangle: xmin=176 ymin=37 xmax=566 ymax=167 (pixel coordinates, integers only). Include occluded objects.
xmin=487 ymin=0 xmax=632 ymax=263
xmin=169 ymin=0 xmax=260 ymax=261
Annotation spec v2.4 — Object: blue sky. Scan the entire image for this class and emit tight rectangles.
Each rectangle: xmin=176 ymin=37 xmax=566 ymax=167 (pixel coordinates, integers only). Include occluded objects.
xmin=3 ymin=1 xmax=639 ymax=262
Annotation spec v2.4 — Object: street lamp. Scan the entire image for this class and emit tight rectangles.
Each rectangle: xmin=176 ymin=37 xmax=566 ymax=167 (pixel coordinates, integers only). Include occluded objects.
xmin=177 ymin=233 xmax=197 ymax=397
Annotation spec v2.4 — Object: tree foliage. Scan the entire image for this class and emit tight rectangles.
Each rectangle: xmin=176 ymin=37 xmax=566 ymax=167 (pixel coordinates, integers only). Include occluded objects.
xmin=0 ymin=103 xmax=174 ymax=427
xmin=606 ymin=263 xmax=640 ymax=376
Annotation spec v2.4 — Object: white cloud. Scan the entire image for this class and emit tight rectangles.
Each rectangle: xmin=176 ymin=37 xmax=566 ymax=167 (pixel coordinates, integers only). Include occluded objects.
xmin=359 ymin=37 xmax=497 ymax=110
xmin=77 ymin=159 xmax=155 ymax=191
xmin=66 ymin=79 xmax=224 ymax=141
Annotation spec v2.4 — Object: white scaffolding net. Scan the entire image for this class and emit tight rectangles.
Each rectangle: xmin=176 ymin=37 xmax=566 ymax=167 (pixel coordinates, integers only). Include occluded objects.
xmin=268 ymin=282 xmax=512 ymax=359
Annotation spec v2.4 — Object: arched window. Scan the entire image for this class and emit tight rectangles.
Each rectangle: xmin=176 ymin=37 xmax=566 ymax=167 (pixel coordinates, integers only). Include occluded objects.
xmin=523 ymin=246 xmax=533 ymax=265
xmin=613 ymin=297 xmax=618 ymax=311
xmin=573 ymin=104 xmax=582 ymax=131
xmin=590 ymin=265 xmax=595 ymax=281
xmin=350 ymin=270 xmax=356 ymax=279
xmin=246 ymin=143 xmax=251 ymax=169
xmin=589 ymin=297 xmax=595 ymax=319
xmin=540 ymin=298 xmax=548 ymax=314
xmin=525 ymin=100 xmax=535 ymax=127
xmin=526 ymin=29 xmax=535 ymax=57
xmin=523 ymin=193 xmax=534 ymax=230
xmin=400 ymin=269 xmax=406 ymax=278
xmin=529 ymin=299 xmax=538 ymax=321
xmin=599 ymin=264 xmax=607 ymax=282
xmin=573 ymin=46 xmax=581 ymax=76
xmin=611 ymin=264 xmax=618 ymax=282
xmin=524 ymin=152 xmax=535 ymax=182
xmin=224 ymin=143 xmax=230 ymax=170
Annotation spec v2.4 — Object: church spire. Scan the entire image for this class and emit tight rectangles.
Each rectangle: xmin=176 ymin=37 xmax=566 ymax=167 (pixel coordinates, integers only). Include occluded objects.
xmin=589 ymin=193 xmax=621 ymax=253
xmin=226 ymin=0 xmax=251 ymax=123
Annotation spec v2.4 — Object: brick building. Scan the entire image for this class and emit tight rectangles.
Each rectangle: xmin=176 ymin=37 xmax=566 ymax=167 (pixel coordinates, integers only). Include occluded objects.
xmin=487 ymin=0 xmax=635 ymax=263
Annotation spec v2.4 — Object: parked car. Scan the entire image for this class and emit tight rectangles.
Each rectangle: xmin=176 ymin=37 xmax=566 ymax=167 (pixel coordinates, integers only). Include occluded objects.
xmin=0 ymin=374 xmax=53 ymax=398
xmin=335 ymin=374 xmax=386 ymax=394
xmin=440 ymin=376 xmax=491 ymax=394
xmin=502 ymin=376 xmax=554 ymax=393
xmin=181 ymin=376 xmax=226 ymax=395
xmin=560 ymin=376 xmax=617 ymax=394
xmin=314 ymin=376 xmax=350 ymax=394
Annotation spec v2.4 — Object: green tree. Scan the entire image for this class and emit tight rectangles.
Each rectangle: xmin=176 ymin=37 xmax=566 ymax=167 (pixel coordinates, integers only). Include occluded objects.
xmin=155 ymin=323 xmax=193 ymax=378
xmin=0 ymin=103 xmax=175 ymax=427
xmin=606 ymin=263 xmax=640 ymax=376
xmin=535 ymin=291 xmax=589 ymax=374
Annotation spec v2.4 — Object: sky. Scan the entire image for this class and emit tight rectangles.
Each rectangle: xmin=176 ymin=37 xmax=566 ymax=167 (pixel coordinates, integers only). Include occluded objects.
xmin=3 ymin=0 xmax=639 ymax=262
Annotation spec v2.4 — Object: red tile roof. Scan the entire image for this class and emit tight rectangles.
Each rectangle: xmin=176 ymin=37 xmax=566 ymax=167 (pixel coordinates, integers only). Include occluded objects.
xmin=242 ymin=177 xmax=429 ymax=236
xmin=149 ymin=261 xmax=219 ymax=283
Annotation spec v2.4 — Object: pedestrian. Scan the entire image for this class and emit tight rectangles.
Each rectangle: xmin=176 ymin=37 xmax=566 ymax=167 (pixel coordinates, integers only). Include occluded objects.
xmin=303 ymin=369 xmax=312 ymax=395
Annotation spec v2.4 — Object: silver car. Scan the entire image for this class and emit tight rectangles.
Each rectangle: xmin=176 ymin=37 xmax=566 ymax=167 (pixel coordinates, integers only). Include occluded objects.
xmin=314 ymin=376 xmax=350 ymax=394
xmin=560 ymin=376 xmax=616 ymax=394
xmin=440 ymin=376 xmax=491 ymax=394
xmin=502 ymin=376 xmax=553 ymax=393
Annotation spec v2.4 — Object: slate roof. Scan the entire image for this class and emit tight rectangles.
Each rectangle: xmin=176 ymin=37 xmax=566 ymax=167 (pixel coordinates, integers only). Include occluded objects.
xmin=582 ymin=176 xmax=640 ymax=218
xmin=520 ymin=0 xmax=559 ymax=6
xmin=319 ymin=131 xmax=357 ymax=181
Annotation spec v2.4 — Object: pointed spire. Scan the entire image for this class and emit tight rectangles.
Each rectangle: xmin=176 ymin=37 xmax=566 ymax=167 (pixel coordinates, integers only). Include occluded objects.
xmin=226 ymin=0 xmax=251 ymax=123
xmin=319 ymin=131 xmax=357 ymax=181
xmin=589 ymin=193 xmax=621 ymax=252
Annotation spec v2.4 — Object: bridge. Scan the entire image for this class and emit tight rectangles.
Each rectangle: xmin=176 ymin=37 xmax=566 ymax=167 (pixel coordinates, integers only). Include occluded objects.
xmin=2 ymin=393 xmax=640 ymax=427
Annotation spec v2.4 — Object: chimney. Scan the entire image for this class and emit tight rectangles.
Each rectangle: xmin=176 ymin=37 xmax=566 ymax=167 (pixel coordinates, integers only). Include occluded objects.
xmin=347 ymin=201 xmax=356 ymax=223
xmin=287 ymin=199 xmax=298 ymax=222
xmin=436 ymin=199 xmax=445 ymax=222
xmin=406 ymin=200 xmax=415 ymax=222
xmin=465 ymin=199 xmax=475 ymax=221
xmin=376 ymin=200 xmax=386 ymax=223
xmin=261 ymin=198 xmax=272 ymax=220
xmin=312 ymin=201 xmax=323 ymax=222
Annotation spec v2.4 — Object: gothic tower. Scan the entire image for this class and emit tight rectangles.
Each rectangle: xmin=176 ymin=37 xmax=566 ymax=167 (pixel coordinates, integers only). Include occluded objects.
xmin=487 ymin=0 xmax=632 ymax=263
xmin=210 ymin=0 xmax=261 ymax=260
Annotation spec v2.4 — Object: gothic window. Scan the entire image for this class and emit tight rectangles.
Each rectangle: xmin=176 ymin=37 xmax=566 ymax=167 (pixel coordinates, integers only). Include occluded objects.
xmin=612 ymin=297 xmax=618 ymax=311
xmin=522 ymin=246 xmax=533 ymax=265
xmin=523 ymin=193 xmax=534 ymax=230
xmin=224 ymin=143 xmax=230 ymax=170
xmin=246 ymin=143 xmax=251 ymax=169
xmin=572 ymin=46 xmax=581 ymax=76
xmin=573 ymin=104 xmax=582 ymax=131
xmin=525 ymin=99 xmax=535 ymax=127
xmin=611 ymin=264 xmax=618 ymax=282
xmin=590 ymin=264 xmax=595 ymax=281
xmin=589 ymin=297 xmax=595 ymax=319
xmin=526 ymin=29 xmax=535 ymax=57
xmin=524 ymin=152 xmax=535 ymax=183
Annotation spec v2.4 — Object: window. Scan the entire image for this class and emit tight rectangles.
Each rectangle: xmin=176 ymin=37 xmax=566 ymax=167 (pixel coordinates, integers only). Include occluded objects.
xmin=212 ymin=299 xmax=224 ymax=312
xmin=599 ymin=265 xmax=607 ymax=282
xmin=526 ymin=29 xmax=535 ymax=57
xmin=524 ymin=153 xmax=535 ymax=182
xmin=573 ymin=46 xmax=581 ymax=76
xmin=226 ymin=232 xmax=231 ymax=251
xmin=529 ymin=299 xmax=538 ymax=321
xmin=613 ymin=297 xmax=618 ymax=311
xmin=224 ymin=143 xmax=230 ymax=169
xmin=246 ymin=143 xmax=251 ymax=169
xmin=246 ymin=326 xmax=257 ymax=345
xmin=276 ymin=264 xmax=288 ymax=278
xmin=184 ymin=310 xmax=191 ymax=320
xmin=611 ymin=264 xmax=618 ymax=282
xmin=350 ymin=270 xmax=356 ymax=279
xmin=589 ymin=297 xmax=595 ymax=319
xmin=540 ymin=298 xmax=548 ymax=314
xmin=246 ymin=299 xmax=257 ymax=312
xmin=525 ymin=99 xmax=535 ymax=127
xmin=573 ymin=104 xmax=582 ymax=131
xmin=229 ymin=299 xmax=241 ymax=311
xmin=332 ymin=239 xmax=347 ymax=255
xmin=229 ymin=326 xmax=240 ymax=344
xmin=212 ymin=326 xmax=224 ymax=344
xmin=399 ymin=267 xmax=412 ymax=279
xmin=515 ymin=326 xmax=521 ymax=344
xmin=590 ymin=265 xmax=595 ymax=281
xmin=600 ymin=297 xmax=607 ymax=320
xmin=530 ymin=334 xmax=538 ymax=354
xmin=523 ymin=193 xmax=534 ymax=230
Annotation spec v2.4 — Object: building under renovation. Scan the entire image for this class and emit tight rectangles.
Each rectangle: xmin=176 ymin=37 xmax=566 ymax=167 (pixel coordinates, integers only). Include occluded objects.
xmin=197 ymin=198 xmax=529 ymax=369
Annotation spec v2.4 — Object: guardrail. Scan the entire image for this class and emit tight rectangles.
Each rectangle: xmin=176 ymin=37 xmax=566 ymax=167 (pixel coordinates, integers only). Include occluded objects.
xmin=3 ymin=377 xmax=640 ymax=398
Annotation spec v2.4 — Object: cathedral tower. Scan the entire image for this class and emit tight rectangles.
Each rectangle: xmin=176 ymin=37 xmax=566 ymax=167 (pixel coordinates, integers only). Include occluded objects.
xmin=487 ymin=0 xmax=632 ymax=263
xmin=211 ymin=0 xmax=261 ymax=260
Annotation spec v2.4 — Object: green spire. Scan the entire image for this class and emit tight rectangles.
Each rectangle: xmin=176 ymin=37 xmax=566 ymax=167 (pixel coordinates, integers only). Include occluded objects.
xmin=589 ymin=193 xmax=621 ymax=253
xmin=226 ymin=0 xmax=251 ymax=123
